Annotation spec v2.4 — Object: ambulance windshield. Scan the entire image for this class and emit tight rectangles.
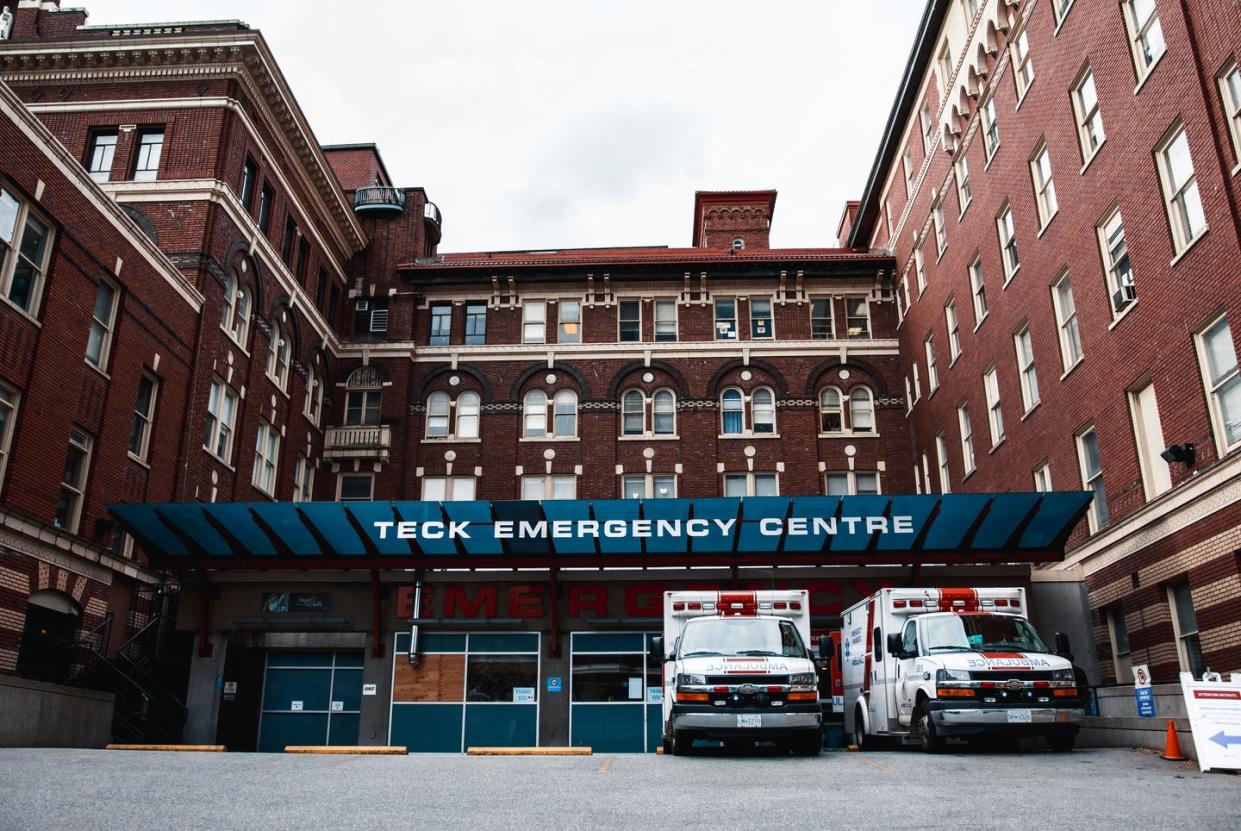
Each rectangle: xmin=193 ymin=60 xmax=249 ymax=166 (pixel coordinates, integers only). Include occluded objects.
xmin=921 ymin=614 xmax=1048 ymax=654
xmin=679 ymin=618 xmax=807 ymax=659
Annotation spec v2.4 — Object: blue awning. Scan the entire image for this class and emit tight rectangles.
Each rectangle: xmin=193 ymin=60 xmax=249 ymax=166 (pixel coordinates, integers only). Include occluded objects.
xmin=108 ymin=492 xmax=1091 ymax=571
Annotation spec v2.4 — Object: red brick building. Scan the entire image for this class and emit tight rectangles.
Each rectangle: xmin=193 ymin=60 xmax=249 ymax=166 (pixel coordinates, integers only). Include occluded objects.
xmin=842 ymin=0 xmax=1241 ymax=689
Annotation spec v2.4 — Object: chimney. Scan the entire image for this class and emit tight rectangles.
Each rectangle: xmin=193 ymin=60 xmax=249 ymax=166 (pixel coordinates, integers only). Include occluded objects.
xmin=7 ymin=1 xmax=86 ymax=41
xmin=836 ymin=200 xmax=861 ymax=248
xmin=691 ymin=190 xmax=777 ymax=250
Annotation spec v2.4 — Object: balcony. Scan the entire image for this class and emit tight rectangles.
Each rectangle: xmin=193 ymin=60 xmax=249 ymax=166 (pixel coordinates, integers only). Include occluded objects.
xmin=353 ymin=186 xmax=406 ymax=215
xmin=423 ymin=200 xmax=442 ymax=244
xmin=324 ymin=424 xmax=392 ymax=461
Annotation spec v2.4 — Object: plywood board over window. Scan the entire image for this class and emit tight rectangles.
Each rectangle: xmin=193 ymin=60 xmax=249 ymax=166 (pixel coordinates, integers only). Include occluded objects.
xmin=393 ymin=653 xmax=466 ymax=702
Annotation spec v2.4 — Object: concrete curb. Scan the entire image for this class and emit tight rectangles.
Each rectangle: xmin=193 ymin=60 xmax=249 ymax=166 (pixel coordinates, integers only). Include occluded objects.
xmin=284 ymin=746 xmax=407 ymax=755
xmin=466 ymin=747 xmax=592 ymax=756
xmin=105 ymin=744 xmax=227 ymax=752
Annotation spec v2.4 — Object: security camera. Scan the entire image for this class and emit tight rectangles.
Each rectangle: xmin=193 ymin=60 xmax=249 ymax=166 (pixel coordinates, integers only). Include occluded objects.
xmin=1160 ymin=443 xmax=1195 ymax=466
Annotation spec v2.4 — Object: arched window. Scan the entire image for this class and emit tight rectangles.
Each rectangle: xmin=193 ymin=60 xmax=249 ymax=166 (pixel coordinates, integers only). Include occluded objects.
xmin=554 ymin=390 xmax=577 ymax=437
xmin=523 ymin=390 xmax=547 ymax=437
xmin=426 ymin=392 xmax=451 ymax=437
xmin=304 ymin=365 xmax=323 ymax=425
xmin=16 ymin=590 xmax=80 ymax=683
xmin=267 ymin=324 xmax=290 ymax=390
xmin=220 ymin=276 xmax=250 ymax=345
xmin=752 ymin=387 xmax=775 ymax=434
xmin=622 ymin=390 xmax=645 ymax=436
xmin=850 ymin=386 xmax=875 ymax=432
xmin=345 ymin=366 xmax=382 ymax=426
xmin=819 ymin=387 xmax=843 ymax=433
xmin=456 ymin=392 xmax=480 ymax=439
xmin=721 ymin=388 xmax=744 ymax=434
xmin=653 ymin=389 xmax=676 ymax=435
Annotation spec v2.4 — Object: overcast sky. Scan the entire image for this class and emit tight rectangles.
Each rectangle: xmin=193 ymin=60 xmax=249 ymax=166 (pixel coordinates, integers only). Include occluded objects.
xmin=87 ymin=0 xmax=925 ymax=252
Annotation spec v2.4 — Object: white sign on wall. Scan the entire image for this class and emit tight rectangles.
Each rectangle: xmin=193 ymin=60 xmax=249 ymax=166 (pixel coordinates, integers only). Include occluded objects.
xmin=290 ymin=701 xmax=303 ymax=712
xmin=1180 ymin=672 xmax=1241 ymax=773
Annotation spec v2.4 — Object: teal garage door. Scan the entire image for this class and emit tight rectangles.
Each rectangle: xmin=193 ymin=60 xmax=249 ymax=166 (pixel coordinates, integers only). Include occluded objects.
xmin=257 ymin=650 xmax=363 ymax=752
xmin=569 ymin=632 xmax=662 ymax=753
xmin=389 ymin=632 xmax=539 ymax=752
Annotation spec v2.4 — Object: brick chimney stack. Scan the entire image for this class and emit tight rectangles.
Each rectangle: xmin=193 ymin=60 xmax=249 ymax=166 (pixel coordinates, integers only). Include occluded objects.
xmin=691 ymin=190 xmax=777 ymax=250
xmin=9 ymin=1 xmax=87 ymax=41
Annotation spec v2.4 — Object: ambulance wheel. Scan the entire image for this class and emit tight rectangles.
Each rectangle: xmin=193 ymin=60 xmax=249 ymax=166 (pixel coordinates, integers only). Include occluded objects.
xmin=913 ymin=702 xmax=943 ymax=754
xmin=852 ymin=706 xmax=868 ymax=749
xmin=671 ymin=730 xmax=694 ymax=756
xmin=662 ymin=736 xmax=673 ymax=755
xmin=1047 ymin=731 xmax=1077 ymax=753
xmin=792 ymin=732 xmax=822 ymax=756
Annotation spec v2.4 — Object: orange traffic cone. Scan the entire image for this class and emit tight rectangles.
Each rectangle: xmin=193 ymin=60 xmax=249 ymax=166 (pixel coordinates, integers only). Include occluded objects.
xmin=1161 ymin=720 xmax=1187 ymax=761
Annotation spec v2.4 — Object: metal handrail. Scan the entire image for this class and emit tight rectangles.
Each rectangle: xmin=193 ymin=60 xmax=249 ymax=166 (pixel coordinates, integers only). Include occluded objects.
xmin=354 ymin=186 xmax=406 ymax=211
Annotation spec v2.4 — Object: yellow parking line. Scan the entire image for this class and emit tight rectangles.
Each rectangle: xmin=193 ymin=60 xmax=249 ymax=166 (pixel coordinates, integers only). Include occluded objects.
xmin=596 ymin=755 xmax=615 ymax=774
xmin=855 ymin=754 xmax=892 ymax=774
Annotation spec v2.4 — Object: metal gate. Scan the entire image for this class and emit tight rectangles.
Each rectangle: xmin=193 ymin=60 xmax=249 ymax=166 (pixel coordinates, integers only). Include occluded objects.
xmin=257 ymin=650 xmax=363 ymax=752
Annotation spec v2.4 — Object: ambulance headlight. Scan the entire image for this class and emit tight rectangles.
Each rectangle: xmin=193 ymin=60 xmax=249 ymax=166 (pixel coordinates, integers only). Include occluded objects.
xmin=935 ymin=668 xmax=971 ymax=683
xmin=1051 ymin=668 xmax=1075 ymax=683
xmin=789 ymin=672 xmax=818 ymax=686
xmin=676 ymin=673 xmax=706 ymax=687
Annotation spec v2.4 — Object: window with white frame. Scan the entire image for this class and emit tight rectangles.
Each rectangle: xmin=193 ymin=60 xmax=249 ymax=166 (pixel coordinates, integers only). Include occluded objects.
xmin=0 ymin=385 xmax=17 ymax=488
xmin=723 ymin=472 xmax=778 ymax=497
xmin=1033 ymin=462 xmax=1053 ymax=492
xmin=465 ymin=302 xmax=487 ymax=344
xmin=969 ymin=255 xmax=988 ymax=325
xmin=523 ymin=389 xmax=577 ymax=438
xmin=810 ymin=297 xmax=834 ymax=339
xmin=1105 ymin=604 xmax=1132 ymax=681
xmin=292 ymin=455 xmax=314 ymax=502
xmin=912 ymin=362 xmax=922 ymax=403
xmin=1052 ymin=0 xmax=1075 ymax=25
xmin=0 ymin=185 xmax=54 ymax=316
xmin=1220 ymin=61 xmax=1241 ymax=164
xmin=266 ymin=324 xmax=291 ymax=391
xmin=997 ymin=204 xmax=1020 ymax=280
xmin=1129 ymin=379 xmax=1172 ymax=499
xmin=849 ymin=387 xmax=875 ymax=433
xmin=337 ymin=473 xmax=373 ymax=501
xmin=521 ymin=474 xmax=576 ymax=500
xmin=220 ymin=274 xmax=250 ymax=346
xmin=922 ymin=453 xmax=933 ymax=494
xmin=846 ymin=297 xmax=871 ymax=338
xmin=1099 ymin=209 xmax=1136 ymax=314
xmin=522 ymin=300 xmax=546 ymax=343
xmin=819 ymin=387 xmax=844 ymax=433
xmin=958 ymin=403 xmax=976 ymax=475
xmin=344 ymin=370 xmax=382 ymax=427
xmin=945 ymin=297 xmax=961 ymax=360
xmin=937 ymin=42 xmax=953 ymax=94
xmin=825 ymin=471 xmax=881 ymax=496
xmin=426 ymin=391 xmax=481 ymax=440
xmin=54 ymin=428 xmax=93 ymax=533
xmin=129 ymin=373 xmax=158 ymax=462
xmin=559 ymin=300 xmax=581 ymax=343
xmin=1124 ymin=0 xmax=1166 ymax=81
xmin=85 ymin=279 xmax=119 ymax=369
xmin=251 ymin=420 xmax=280 ymax=496
xmin=936 ymin=434 xmax=950 ymax=493
xmin=714 ymin=298 xmax=738 ymax=340
xmin=1029 ymin=142 xmax=1058 ymax=227
xmin=1156 ymin=124 xmax=1207 ymax=253
xmin=622 ymin=474 xmax=676 ymax=500
xmin=422 ymin=475 xmax=477 ymax=501
xmin=1196 ymin=315 xmax=1241 ymax=451
xmin=1076 ymin=426 xmax=1109 ymax=531
xmin=982 ymin=95 xmax=1000 ymax=159
xmin=1167 ymin=581 xmax=1206 ymax=677
xmin=920 ymin=99 xmax=935 ymax=152
xmin=1013 ymin=324 xmax=1040 ymax=412
xmin=750 ymin=297 xmax=774 ymax=339
xmin=428 ymin=304 xmax=452 ymax=346
xmin=621 ymin=388 xmax=676 ymax=437
xmin=955 ymin=155 xmax=971 ymax=211
xmin=1012 ymin=28 xmax=1034 ymax=99
xmin=983 ymin=367 xmax=1004 ymax=446
xmin=903 ymin=144 xmax=915 ymax=193
xmin=720 ymin=386 xmax=776 ymax=436
xmin=915 ymin=246 xmax=927 ymax=295
xmin=304 ymin=366 xmax=323 ymax=427
xmin=654 ymin=299 xmax=677 ymax=342
xmin=1073 ymin=66 xmax=1106 ymax=161
xmin=1052 ymin=273 xmax=1084 ymax=372
xmin=132 ymin=129 xmax=164 ymax=182
xmin=204 ymin=377 xmax=238 ymax=462
xmin=913 ymin=462 xmax=923 ymax=495
xmin=86 ymin=130 xmax=118 ymax=183
xmin=905 ymin=377 xmax=914 ymax=413
xmin=618 ymin=300 xmax=641 ymax=342
xmin=933 ymin=198 xmax=947 ymax=256
xmin=925 ymin=334 xmax=939 ymax=393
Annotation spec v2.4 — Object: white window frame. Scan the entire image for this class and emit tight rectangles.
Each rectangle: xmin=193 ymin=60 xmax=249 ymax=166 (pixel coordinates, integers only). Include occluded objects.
xmin=292 ymin=455 xmax=315 ymax=502
xmin=1128 ymin=379 xmax=1172 ymax=500
xmin=1155 ymin=123 xmax=1207 ymax=255
xmin=0 ymin=184 xmax=55 ymax=318
xmin=1051 ymin=272 xmax=1084 ymax=373
xmin=983 ymin=366 xmax=1004 ymax=447
xmin=723 ymin=472 xmax=780 ymax=497
xmin=1052 ymin=0 xmax=1076 ymax=26
xmin=129 ymin=372 xmax=158 ymax=463
xmin=1220 ymin=60 xmax=1241 ymax=166
xmin=86 ymin=131 xmax=118 ymax=183
xmin=622 ymin=473 xmax=677 ymax=500
xmin=920 ymin=99 xmax=935 ymax=153
xmin=1123 ymin=0 xmax=1166 ymax=83
xmin=85 ymin=278 xmax=119 ymax=370
xmin=981 ymin=95 xmax=1000 ymax=160
xmin=714 ymin=297 xmax=738 ymax=340
xmin=810 ymin=296 xmax=834 ymax=339
xmin=845 ymin=297 xmax=871 ymax=339
xmin=304 ymin=366 xmax=323 ymax=427
xmin=654 ymin=298 xmax=678 ymax=342
xmin=617 ymin=299 xmax=642 ymax=342
xmin=1011 ymin=28 xmax=1035 ymax=101
xmin=955 ymin=154 xmax=972 ymax=213
xmin=969 ymin=254 xmax=988 ymax=326
xmin=996 ymin=203 xmax=1020 ymax=282
xmin=523 ymin=389 xmax=577 ymax=439
xmin=1076 ymin=426 xmax=1109 ymax=533
xmin=1106 ymin=604 xmax=1132 ymax=682
xmin=132 ymin=129 xmax=164 ymax=182
xmin=336 ymin=473 xmax=374 ymax=501
xmin=818 ymin=386 xmax=845 ymax=434
xmin=958 ymin=403 xmax=976 ymax=476
xmin=521 ymin=474 xmax=576 ymax=500
xmin=1013 ymin=324 xmax=1040 ymax=413
xmin=220 ymin=278 xmax=250 ymax=347
xmin=1098 ymin=208 xmax=1136 ymax=316
xmin=749 ymin=296 xmax=775 ymax=340
xmin=1072 ymin=65 xmax=1106 ymax=163
xmin=937 ymin=41 xmax=954 ymax=95
xmin=925 ymin=334 xmax=939 ymax=393
xmin=251 ymin=419 xmax=280 ymax=496
xmin=915 ymin=246 xmax=927 ymax=296
xmin=522 ymin=300 xmax=547 ymax=344
xmin=1167 ymin=581 xmax=1205 ymax=677
xmin=903 ymin=144 xmax=916 ymax=193
xmin=204 ymin=377 xmax=239 ymax=463
xmin=933 ymin=198 xmax=947 ymax=257
xmin=945 ymin=297 xmax=961 ymax=361
xmin=1195 ymin=314 xmax=1241 ymax=454
xmin=266 ymin=324 xmax=291 ymax=392
xmin=558 ymin=299 xmax=582 ymax=343
xmin=824 ymin=471 xmax=882 ymax=496
xmin=936 ymin=434 xmax=950 ymax=493
xmin=912 ymin=362 xmax=922 ymax=404
xmin=1033 ymin=462 xmax=1053 ymax=493
xmin=849 ymin=387 xmax=876 ymax=434
xmin=1029 ymin=141 xmax=1059 ymax=229
xmin=0 ymin=384 xmax=17 ymax=489
xmin=55 ymin=428 xmax=93 ymax=534
xmin=421 ymin=475 xmax=477 ymax=502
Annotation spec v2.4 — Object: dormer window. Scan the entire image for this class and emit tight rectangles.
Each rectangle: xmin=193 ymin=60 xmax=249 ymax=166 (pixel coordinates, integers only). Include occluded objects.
xmin=732 ymin=238 xmax=745 ymax=251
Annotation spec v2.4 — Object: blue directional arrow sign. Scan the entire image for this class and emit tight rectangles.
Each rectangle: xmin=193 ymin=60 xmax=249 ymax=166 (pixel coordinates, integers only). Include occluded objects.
xmin=1209 ymin=731 xmax=1241 ymax=748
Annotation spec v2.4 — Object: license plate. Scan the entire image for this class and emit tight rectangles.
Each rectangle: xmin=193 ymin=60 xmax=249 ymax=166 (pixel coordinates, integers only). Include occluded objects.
xmin=737 ymin=714 xmax=761 ymax=728
xmin=1007 ymin=709 xmax=1032 ymax=723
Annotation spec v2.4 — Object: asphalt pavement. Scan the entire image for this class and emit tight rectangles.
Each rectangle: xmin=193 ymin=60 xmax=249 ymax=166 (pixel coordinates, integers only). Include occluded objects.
xmin=0 ymin=746 xmax=1237 ymax=830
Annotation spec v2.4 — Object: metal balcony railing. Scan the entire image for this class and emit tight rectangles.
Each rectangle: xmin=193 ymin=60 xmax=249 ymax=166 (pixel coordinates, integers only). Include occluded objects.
xmin=353 ymin=186 xmax=406 ymax=214
xmin=423 ymin=201 xmax=441 ymax=226
xmin=324 ymin=424 xmax=392 ymax=461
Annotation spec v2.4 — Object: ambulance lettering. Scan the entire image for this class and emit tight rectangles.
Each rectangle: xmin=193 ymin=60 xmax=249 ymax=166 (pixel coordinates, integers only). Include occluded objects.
xmin=963 ymin=653 xmax=1052 ymax=670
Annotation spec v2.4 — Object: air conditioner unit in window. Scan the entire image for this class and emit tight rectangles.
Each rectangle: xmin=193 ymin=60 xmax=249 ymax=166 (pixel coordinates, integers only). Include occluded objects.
xmin=1111 ymin=283 xmax=1136 ymax=311
xmin=355 ymin=299 xmax=369 ymax=311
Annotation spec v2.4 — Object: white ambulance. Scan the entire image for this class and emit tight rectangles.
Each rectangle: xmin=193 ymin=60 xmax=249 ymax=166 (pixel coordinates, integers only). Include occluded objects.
xmin=841 ymin=587 xmax=1084 ymax=753
xmin=650 ymin=590 xmax=823 ymax=756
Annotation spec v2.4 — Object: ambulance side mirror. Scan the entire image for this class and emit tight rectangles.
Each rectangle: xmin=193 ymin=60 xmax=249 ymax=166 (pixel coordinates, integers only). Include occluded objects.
xmin=649 ymin=636 xmax=666 ymax=663
xmin=886 ymin=632 xmax=906 ymax=658
xmin=1053 ymin=632 xmax=1072 ymax=660
xmin=817 ymin=638 xmax=832 ymax=660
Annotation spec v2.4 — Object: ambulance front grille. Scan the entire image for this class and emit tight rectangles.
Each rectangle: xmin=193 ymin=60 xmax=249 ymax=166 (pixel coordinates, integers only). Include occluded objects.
xmin=969 ymin=671 xmax=1056 ymax=682
xmin=705 ymin=675 xmax=789 ymax=686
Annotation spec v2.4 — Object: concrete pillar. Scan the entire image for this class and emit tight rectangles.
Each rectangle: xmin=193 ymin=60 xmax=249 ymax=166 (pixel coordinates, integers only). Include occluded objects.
xmin=358 ymin=633 xmax=391 ymax=746
xmin=182 ymin=633 xmax=227 ymax=744
xmin=1030 ymin=567 xmax=1102 ymax=686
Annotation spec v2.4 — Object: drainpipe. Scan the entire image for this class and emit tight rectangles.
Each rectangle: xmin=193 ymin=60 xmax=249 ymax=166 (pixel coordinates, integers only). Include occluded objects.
xmin=408 ymin=569 xmax=424 ymax=666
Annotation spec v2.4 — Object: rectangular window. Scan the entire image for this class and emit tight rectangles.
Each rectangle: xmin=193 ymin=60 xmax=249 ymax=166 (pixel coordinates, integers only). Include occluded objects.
xmin=912 ymin=363 xmax=922 ymax=403
xmin=1156 ymin=124 xmax=1207 ymax=253
xmin=750 ymin=297 xmax=773 ymax=339
xmin=622 ymin=474 xmax=676 ymax=500
xmin=86 ymin=130 xmax=118 ymax=183
xmin=982 ymin=96 xmax=1000 ymax=159
xmin=925 ymin=334 xmax=939 ymax=392
xmin=85 ymin=279 xmax=118 ymax=369
xmin=1197 ymin=315 xmax=1241 ymax=451
xmin=258 ymin=184 xmax=274 ymax=234
xmin=292 ymin=455 xmax=314 ymax=502
xmin=915 ymin=246 xmax=927 ymax=295
xmin=0 ymin=385 xmax=17 ymax=488
xmin=132 ymin=129 xmax=164 ymax=182
xmin=328 ymin=285 xmax=340 ymax=327
xmin=825 ymin=471 xmax=881 ymax=496
xmin=1033 ymin=462 xmax=1053 ymax=492
xmin=1014 ymin=325 xmax=1039 ymax=412
xmin=958 ymin=403 xmax=975 ymax=475
xmin=295 ymin=239 xmax=309 ymax=281
xmin=997 ymin=203 xmax=1020 ymax=280
xmin=1221 ymin=61 xmax=1241 ymax=164
xmin=1124 ymin=0 xmax=1166 ymax=80
xmin=345 ymin=390 xmax=382 ymax=427
xmin=54 ymin=429 xmax=93 ymax=533
xmin=937 ymin=42 xmax=953 ymax=94
xmin=521 ymin=475 xmax=576 ymax=500
xmin=282 ymin=217 xmax=297 ymax=266
xmin=203 ymin=378 xmax=238 ymax=462
xmin=619 ymin=300 xmax=642 ymax=342
xmin=337 ymin=474 xmax=373 ymax=501
xmin=983 ymin=367 xmax=1004 ymax=446
xmin=846 ymin=298 xmax=871 ymax=339
xmin=465 ymin=302 xmax=487 ymax=345
xmin=724 ymin=472 xmax=778 ymax=497
xmin=903 ymin=144 xmax=915 ymax=193
xmin=251 ymin=420 xmax=280 ymax=496
xmin=129 ymin=373 xmax=158 ymax=462
xmin=239 ymin=156 xmax=257 ymax=210
xmin=1030 ymin=142 xmax=1058 ymax=227
xmin=1073 ymin=67 xmax=1106 ymax=161
xmin=955 ymin=155 xmax=971 ymax=211
xmin=522 ymin=301 xmax=546 ymax=343
xmin=1129 ymin=380 xmax=1172 ymax=499
xmin=558 ymin=300 xmax=581 ymax=343
xmin=933 ymin=197 xmax=947 ymax=256
xmin=0 ymin=187 xmax=53 ymax=315
xmin=1077 ymin=427 xmax=1109 ymax=531
xmin=421 ymin=476 xmax=477 ymax=502
xmin=1012 ymin=28 xmax=1035 ymax=99
xmin=1168 ymin=581 xmax=1206 ymax=677
xmin=1052 ymin=273 xmax=1084 ymax=372
xmin=969 ymin=255 xmax=988 ymax=325
xmin=945 ymin=298 xmax=961 ymax=360
xmin=429 ymin=304 xmax=452 ymax=345
xmin=714 ymin=298 xmax=737 ymax=340
xmin=921 ymin=99 xmax=935 ymax=152
xmin=654 ymin=299 xmax=677 ymax=342
xmin=1106 ymin=604 xmax=1132 ymax=681
xmin=936 ymin=434 xmax=950 ymax=494
xmin=315 ymin=269 xmax=327 ymax=311
xmin=810 ymin=298 xmax=834 ymax=339
xmin=1099 ymin=210 xmax=1136 ymax=314
xmin=1052 ymin=0 xmax=1075 ymax=24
